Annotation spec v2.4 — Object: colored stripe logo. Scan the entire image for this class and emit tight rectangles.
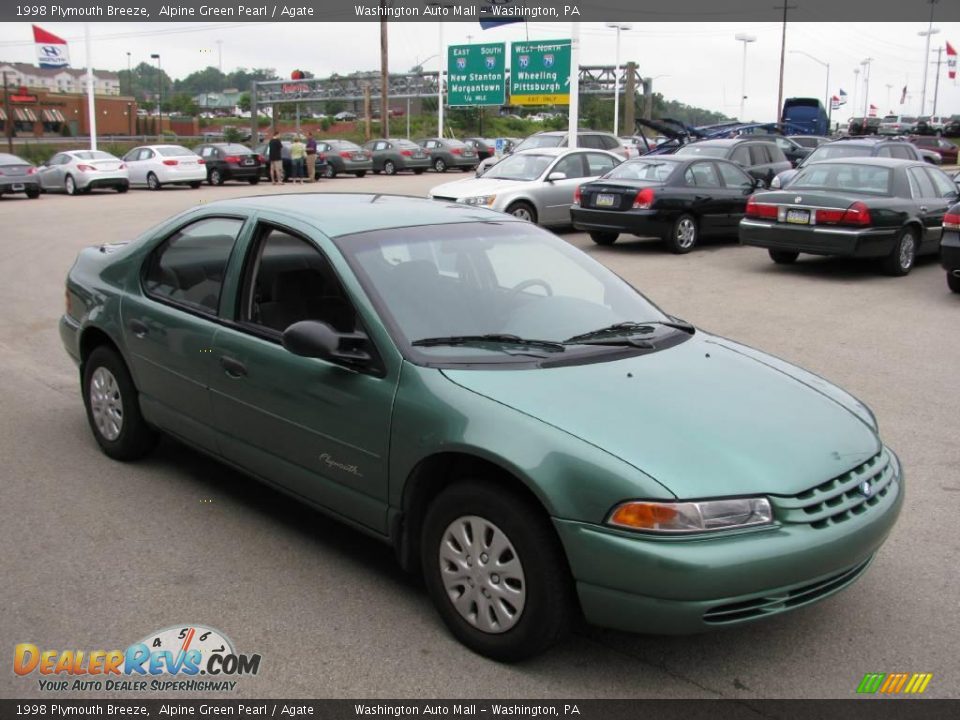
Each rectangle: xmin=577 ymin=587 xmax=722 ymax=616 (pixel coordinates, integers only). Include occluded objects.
xmin=857 ymin=673 xmax=933 ymax=694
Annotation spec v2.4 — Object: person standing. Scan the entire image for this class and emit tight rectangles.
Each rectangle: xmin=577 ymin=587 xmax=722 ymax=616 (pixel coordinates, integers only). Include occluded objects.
xmin=268 ymin=131 xmax=284 ymax=185
xmin=290 ymin=135 xmax=306 ymax=184
xmin=305 ymin=131 xmax=318 ymax=183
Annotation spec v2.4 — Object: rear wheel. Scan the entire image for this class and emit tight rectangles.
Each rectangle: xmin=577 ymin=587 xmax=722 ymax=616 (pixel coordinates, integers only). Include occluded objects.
xmin=324 ymin=164 xmax=336 ymax=179
xmin=434 ymin=158 xmax=447 ymax=173
xmin=26 ymin=187 xmax=40 ymax=199
xmin=947 ymin=271 xmax=960 ymax=294
xmin=665 ymin=213 xmax=698 ymax=254
xmin=82 ymin=346 xmax=158 ymax=461
xmin=354 ymin=171 xmax=366 ymax=178
xmin=506 ymin=201 xmax=537 ymax=224
xmin=769 ymin=249 xmax=800 ymax=264
xmin=590 ymin=231 xmax=619 ymax=245
xmin=248 ymin=177 xmax=260 ymax=185
xmin=421 ymin=480 xmax=574 ymax=661
xmin=882 ymin=228 xmax=917 ymax=276
xmin=65 ymin=175 xmax=77 ymax=196
xmin=189 ymin=181 xmax=201 ymax=189
xmin=209 ymin=168 xmax=224 ymax=186
xmin=115 ymin=183 xmax=128 ymax=194
xmin=383 ymin=160 xmax=397 ymax=176
xmin=146 ymin=172 xmax=161 ymax=191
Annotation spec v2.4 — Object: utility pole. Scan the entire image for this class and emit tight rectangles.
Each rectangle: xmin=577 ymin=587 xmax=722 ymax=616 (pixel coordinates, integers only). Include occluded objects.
xmin=379 ymin=9 xmax=389 ymax=137
xmin=3 ymin=71 xmax=13 ymax=153
xmin=623 ymin=62 xmax=636 ymax=133
xmin=931 ymin=46 xmax=943 ymax=115
xmin=919 ymin=0 xmax=940 ymax=115
xmin=775 ymin=2 xmax=797 ymax=122
xmin=217 ymin=40 xmax=223 ymax=92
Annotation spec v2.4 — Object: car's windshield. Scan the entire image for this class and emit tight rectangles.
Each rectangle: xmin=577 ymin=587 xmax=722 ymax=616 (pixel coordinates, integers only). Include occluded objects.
xmin=515 ymin=135 xmax=564 ymax=151
xmin=806 ymin=145 xmax=873 ymax=162
xmin=675 ymin=144 xmax=729 ymax=158
xmin=336 ymin=222 xmax=669 ymax=364
xmin=790 ymin=163 xmax=893 ymax=195
xmin=604 ymin=159 xmax=680 ymax=182
xmin=221 ymin=144 xmax=252 ymax=154
xmin=329 ymin=140 xmax=362 ymax=150
xmin=483 ymin=153 xmax=554 ymax=181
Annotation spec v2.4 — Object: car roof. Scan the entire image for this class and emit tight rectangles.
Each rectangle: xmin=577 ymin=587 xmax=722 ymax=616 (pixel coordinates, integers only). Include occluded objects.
xmin=803 ymin=157 xmax=923 ymax=168
xmin=198 ymin=193 xmax=516 ymax=238
xmin=690 ymin=138 xmax=774 ymax=147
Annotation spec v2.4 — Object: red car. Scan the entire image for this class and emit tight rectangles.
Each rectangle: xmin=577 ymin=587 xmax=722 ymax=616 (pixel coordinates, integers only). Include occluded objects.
xmin=908 ymin=135 xmax=958 ymax=165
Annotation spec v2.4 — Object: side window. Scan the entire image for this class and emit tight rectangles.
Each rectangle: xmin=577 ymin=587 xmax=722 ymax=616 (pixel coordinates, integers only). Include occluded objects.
xmin=200 ymin=147 xmax=214 ymax=158
xmin=375 ymin=141 xmax=388 ymax=151
xmin=717 ymin=161 xmax=754 ymax=189
xmin=907 ymin=167 xmax=937 ymax=198
xmin=602 ymin=135 xmax=620 ymax=150
xmin=684 ymin=162 xmax=721 ymax=187
xmin=889 ymin=145 xmax=912 ymax=160
xmin=925 ymin=168 xmax=959 ymax=198
xmin=552 ymin=154 xmax=587 ymax=179
xmin=138 ymin=149 xmax=154 ymax=161
xmin=123 ymin=148 xmax=140 ymax=162
xmin=50 ymin=153 xmax=67 ymax=165
xmin=143 ymin=217 xmax=244 ymax=315
xmin=730 ymin=146 xmax=751 ymax=166
xmin=748 ymin=144 xmax=771 ymax=165
xmin=586 ymin=153 xmax=617 ymax=176
xmin=244 ymin=226 xmax=357 ymax=334
xmin=876 ymin=147 xmax=893 ymax=158
xmin=579 ymin=135 xmax=603 ymax=149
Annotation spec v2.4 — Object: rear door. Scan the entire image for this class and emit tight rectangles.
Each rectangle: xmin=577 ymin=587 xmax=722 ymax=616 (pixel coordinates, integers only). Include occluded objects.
xmin=906 ymin=166 xmax=947 ymax=251
xmin=122 ymin=214 xmax=248 ymax=453
xmin=919 ymin=167 xmax=959 ymax=252
xmin=122 ymin=147 xmax=145 ymax=184
xmin=715 ymin=161 xmax=756 ymax=231
xmin=681 ymin=161 xmax=727 ymax=234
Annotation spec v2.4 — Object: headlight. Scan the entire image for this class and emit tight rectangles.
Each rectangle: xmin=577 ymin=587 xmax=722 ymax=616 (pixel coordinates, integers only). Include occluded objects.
xmin=607 ymin=498 xmax=773 ymax=534
xmin=460 ymin=195 xmax=496 ymax=206
xmin=770 ymin=175 xmax=782 ymax=189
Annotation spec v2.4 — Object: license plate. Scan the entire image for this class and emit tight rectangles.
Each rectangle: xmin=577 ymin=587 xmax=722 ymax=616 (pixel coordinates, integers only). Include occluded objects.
xmin=353 ymin=153 xmax=365 ymax=161
xmin=785 ymin=208 xmax=810 ymax=225
xmin=242 ymin=158 xmax=255 ymax=165
xmin=414 ymin=152 xmax=424 ymax=158
xmin=12 ymin=183 xmax=24 ymax=191
xmin=595 ymin=193 xmax=616 ymax=208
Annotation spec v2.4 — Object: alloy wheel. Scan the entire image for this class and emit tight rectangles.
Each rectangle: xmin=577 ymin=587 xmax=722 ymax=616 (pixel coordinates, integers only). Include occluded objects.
xmin=89 ymin=367 xmax=123 ymax=441
xmin=676 ymin=218 xmax=696 ymax=249
xmin=65 ymin=176 xmax=76 ymax=195
xmin=899 ymin=234 xmax=916 ymax=271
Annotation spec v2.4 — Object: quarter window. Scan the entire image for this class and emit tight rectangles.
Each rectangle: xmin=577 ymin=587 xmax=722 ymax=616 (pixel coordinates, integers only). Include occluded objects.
xmin=586 ymin=153 xmax=617 ymax=176
xmin=924 ymin=168 xmax=959 ymax=198
xmin=552 ymin=154 xmax=587 ymax=179
xmin=143 ymin=217 xmax=244 ymax=315
xmin=730 ymin=146 xmax=751 ymax=166
xmin=717 ymin=161 xmax=753 ymax=189
xmin=907 ymin=167 xmax=937 ymax=198
xmin=748 ymin=144 xmax=771 ymax=165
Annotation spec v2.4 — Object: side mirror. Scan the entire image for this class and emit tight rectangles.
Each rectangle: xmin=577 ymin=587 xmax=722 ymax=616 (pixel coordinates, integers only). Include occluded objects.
xmin=282 ymin=320 xmax=373 ymax=370
xmin=754 ymin=177 xmax=767 ymax=190
xmin=547 ymin=171 xmax=567 ymax=182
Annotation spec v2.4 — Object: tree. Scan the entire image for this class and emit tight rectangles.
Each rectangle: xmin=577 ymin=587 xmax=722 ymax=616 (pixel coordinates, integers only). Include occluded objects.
xmin=237 ymin=92 xmax=251 ymax=113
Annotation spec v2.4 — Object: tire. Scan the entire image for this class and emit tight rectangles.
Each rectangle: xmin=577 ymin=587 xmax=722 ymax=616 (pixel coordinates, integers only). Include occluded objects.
xmin=209 ymin=168 xmax=224 ymax=186
xmin=506 ymin=201 xmax=537 ymax=224
xmin=324 ymin=164 xmax=336 ymax=179
xmin=434 ymin=158 xmax=447 ymax=173
xmin=421 ymin=480 xmax=574 ymax=661
xmin=248 ymin=177 xmax=260 ymax=185
xmin=81 ymin=346 xmax=158 ymax=461
xmin=882 ymin=228 xmax=918 ymax=276
xmin=372 ymin=169 xmax=381 ymax=175
xmin=948 ymin=271 xmax=960 ymax=294
xmin=413 ymin=168 xmax=425 ymax=175
xmin=769 ymin=249 xmax=800 ymax=264
xmin=115 ymin=183 xmax=128 ymax=194
xmin=65 ymin=175 xmax=77 ymax=196
xmin=189 ymin=181 xmax=201 ymax=189
xmin=26 ymin=187 xmax=40 ymax=199
xmin=589 ymin=231 xmax=619 ymax=246
xmin=146 ymin=172 xmax=161 ymax=191
xmin=665 ymin=214 xmax=698 ymax=254
xmin=462 ymin=166 xmax=474 ymax=173
xmin=383 ymin=160 xmax=396 ymax=176
xmin=354 ymin=171 xmax=366 ymax=178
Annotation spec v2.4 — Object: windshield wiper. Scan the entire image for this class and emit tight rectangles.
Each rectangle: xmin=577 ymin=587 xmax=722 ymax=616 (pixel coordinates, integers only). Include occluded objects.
xmin=563 ymin=319 xmax=694 ymax=345
xmin=412 ymin=334 xmax=566 ymax=352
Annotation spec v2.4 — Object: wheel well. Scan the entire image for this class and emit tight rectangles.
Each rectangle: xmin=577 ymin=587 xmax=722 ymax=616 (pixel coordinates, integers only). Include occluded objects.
xmin=79 ymin=327 xmax=120 ymax=370
xmin=903 ymin=221 xmax=923 ymax=238
xmin=394 ymin=452 xmax=550 ymax=574
xmin=505 ymin=199 xmax=537 ymax=218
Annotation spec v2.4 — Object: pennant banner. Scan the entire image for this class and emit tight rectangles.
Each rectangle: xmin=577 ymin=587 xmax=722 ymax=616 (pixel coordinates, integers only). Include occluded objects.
xmin=33 ymin=24 xmax=69 ymax=69
xmin=947 ymin=41 xmax=956 ymax=81
xmin=838 ymin=89 xmax=848 ymax=105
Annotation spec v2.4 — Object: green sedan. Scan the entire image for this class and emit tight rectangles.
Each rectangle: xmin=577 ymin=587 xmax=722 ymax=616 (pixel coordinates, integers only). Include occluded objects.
xmin=60 ymin=194 xmax=902 ymax=661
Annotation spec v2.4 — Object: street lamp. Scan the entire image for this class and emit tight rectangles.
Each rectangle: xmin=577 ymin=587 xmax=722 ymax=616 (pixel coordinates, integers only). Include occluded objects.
xmin=860 ymin=57 xmax=873 ymax=119
xmin=918 ymin=27 xmax=940 ymax=114
xmin=150 ymin=53 xmax=161 ymax=138
xmin=789 ymin=50 xmax=830 ymax=128
xmin=125 ymin=52 xmax=131 ymax=96
xmin=734 ymin=33 xmax=756 ymax=122
xmin=606 ymin=23 xmax=632 ymax=137
xmin=851 ymin=67 xmax=860 ymax=119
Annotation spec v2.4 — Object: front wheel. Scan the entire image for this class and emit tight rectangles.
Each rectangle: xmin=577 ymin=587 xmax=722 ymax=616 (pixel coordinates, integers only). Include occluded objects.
xmin=434 ymin=158 xmax=447 ymax=173
xmin=590 ymin=231 xmax=619 ymax=245
xmin=189 ymin=181 xmax=201 ymax=189
xmin=26 ymin=187 xmax=40 ymax=199
xmin=115 ymin=183 xmax=128 ymax=194
xmin=413 ymin=168 xmax=425 ymax=175
xmin=882 ymin=228 xmax=917 ymax=276
xmin=324 ymin=164 xmax=336 ymax=179
xmin=506 ymin=201 xmax=537 ymax=224
xmin=383 ymin=160 xmax=397 ymax=176
xmin=769 ymin=249 xmax=800 ymax=264
xmin=82 ymin=346 xmax=158 ymax=461
xmin=248 ymin=177 xmax=260 ymax=185
xmin=421 ymin=480 xmax=574 ymax=662
xmin=209 ymin=168 xmax=224 ymax=186
xmin=947 ymin=271 xmax=960 ymax=294
xmin=665 ymin=213 xmax=698 ymax=254
xmin=354 ymin=171 xmax=366 ymax=178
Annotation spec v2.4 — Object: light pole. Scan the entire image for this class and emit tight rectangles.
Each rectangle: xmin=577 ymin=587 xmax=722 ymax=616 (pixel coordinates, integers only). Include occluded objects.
xmin=860 ymin=58 xmax=872 ymax=119
xmin=150 ymin=53 xmax=161 ymax=138
xmin=851 ymin=68 xmax=860 ymax=119
xmin=885 ymin=83 xmax=893 ymax=113
xmin=125 ymin=52 xmax=131 ymax=96
xmin=918 ymin=23 xmax=940 ymax=114
xmin=606 ymin=23 xmax=632 ymax=137
xmin=735 ymin=33 xmax=756 ymax=122
xmin=789 ymin=50 xmax=830 ymax=128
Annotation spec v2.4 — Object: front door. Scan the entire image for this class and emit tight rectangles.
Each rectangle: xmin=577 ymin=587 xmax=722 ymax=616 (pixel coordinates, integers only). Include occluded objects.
xmin=539 ymin=152 xmax=594 ymax=225
xmin=208 ymin=221 xmax=397 ymax=534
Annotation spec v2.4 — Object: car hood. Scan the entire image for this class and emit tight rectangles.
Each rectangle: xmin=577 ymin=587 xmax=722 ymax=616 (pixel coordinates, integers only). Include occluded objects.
xmin=440 ymin=333 xmax=880 ymax=499
xmin=430 ymin=176 xmax=533 ymax=199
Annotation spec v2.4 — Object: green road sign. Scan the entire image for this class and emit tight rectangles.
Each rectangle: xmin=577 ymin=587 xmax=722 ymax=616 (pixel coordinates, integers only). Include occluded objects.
xmin=510 ymin=39 xmax=572 ymax=106
xmin=447 ymin=43 xmax=506 ymax=107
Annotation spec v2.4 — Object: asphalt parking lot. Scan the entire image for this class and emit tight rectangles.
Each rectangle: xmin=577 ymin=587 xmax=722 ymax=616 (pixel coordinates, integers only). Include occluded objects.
xmin=1 ymin=173 xmax=958 ymax=700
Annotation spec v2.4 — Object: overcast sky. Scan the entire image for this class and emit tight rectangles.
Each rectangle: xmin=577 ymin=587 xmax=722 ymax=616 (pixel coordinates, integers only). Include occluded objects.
xmin=1 ymin=21 xmax=958 ymax=120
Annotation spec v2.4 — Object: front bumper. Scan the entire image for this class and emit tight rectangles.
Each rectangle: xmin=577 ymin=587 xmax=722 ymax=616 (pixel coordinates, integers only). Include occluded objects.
xmin=941 ymin=231 xmax=960 ymax=272
xmin=739 ymin=218 xmax=899 ymax=258
xmin=555 ymin=449 xmax=903 ymax=634
xmin=571 ymin=206 xmax=669 ymax=238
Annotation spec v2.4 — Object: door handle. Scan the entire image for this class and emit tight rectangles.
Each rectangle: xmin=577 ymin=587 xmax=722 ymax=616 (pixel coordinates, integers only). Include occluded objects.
xmin=127 ymin=319 xmax=149 ymax=338
xmin=219 ymin=356 xmax=247 ymax=378
xmin=919 ymin=206 xmax=928 ymax=212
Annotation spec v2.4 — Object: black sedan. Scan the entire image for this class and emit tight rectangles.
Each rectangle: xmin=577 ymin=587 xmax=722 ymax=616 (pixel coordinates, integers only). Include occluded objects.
xmin=0 ymin=153 xmax=40 ymax=199
xmin=739 ymin=158 xmax=960 ymax=276
xmin=193 ymin=143 xmax=262 ymax=185
xmin=571 ymin=156 xmax=760 ymax=253
xmin=943 ymin=176 xmax=960 ymax=293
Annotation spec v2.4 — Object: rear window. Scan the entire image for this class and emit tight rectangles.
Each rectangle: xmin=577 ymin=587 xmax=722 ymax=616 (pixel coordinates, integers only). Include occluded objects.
xmin=882 ymin=116 xmax=898 ymax=123
xmin=73 ymin=151 xmax=116 ymax=161
xmin=516 ymin=135 xmax=564 ymax=150
xmin=394 ymin=140 xmax=420 ymax=149
xmin=674 ymin=144 xmax=729 ymax=158
xmin=443 ymin=139 xmax=468 ymax=148
xmin=790 ymin=163 xmax=893 ymax=195
xmin=221 ymin=144 xmax=252 ymax=154
xmin=328 ymin=140 xmax=362 ymax=150
xmin=606 ymin=159 xmax=679 ymax=182
xmin=0 ymin=154 xmax=27 ymax=164
xmin=807 ymin=145 xmax=872 ymax=161
xmin=157 ymin=146 xmax=195 ymax=157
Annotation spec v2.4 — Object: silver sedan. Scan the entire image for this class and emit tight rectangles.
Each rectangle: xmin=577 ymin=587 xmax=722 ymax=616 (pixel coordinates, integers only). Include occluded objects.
xmin=36 ymin=150 xmax=129 ymax=195
xmin=429 ymin=147 xmax=622 ymax=226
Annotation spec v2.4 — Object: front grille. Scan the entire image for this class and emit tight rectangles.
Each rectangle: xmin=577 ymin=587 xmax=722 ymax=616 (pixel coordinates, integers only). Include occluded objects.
xmin=769 ymin=449 xmax=897 ymax=529
xmin=431 ymin=195 xmax=458 ymax=202
xmin=703 ymin=558 xmax=872 ymax=624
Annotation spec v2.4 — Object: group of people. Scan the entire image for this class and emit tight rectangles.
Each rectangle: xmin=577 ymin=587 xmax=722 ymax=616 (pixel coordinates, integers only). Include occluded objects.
xmin=267 ymin=130 xmax=320 ymax=184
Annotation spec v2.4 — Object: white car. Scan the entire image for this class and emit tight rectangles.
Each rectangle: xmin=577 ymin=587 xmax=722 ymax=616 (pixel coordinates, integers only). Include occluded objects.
xmin=122 ymin=145 xmax=207 ymax=190
xmin=35 ymin=150 xmax=129 ymax=195
xmin=429 ymin=147 xmax=622 ymax=227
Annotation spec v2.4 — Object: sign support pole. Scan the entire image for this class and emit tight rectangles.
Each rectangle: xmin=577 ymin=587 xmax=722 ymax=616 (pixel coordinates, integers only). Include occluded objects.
xmin=85 ymin=23 xmax=97 ymax=151
xmin=438 ymin=22 xmax=444 ymax=137
xmin=568 ymin=22 xmax=580 ymax=148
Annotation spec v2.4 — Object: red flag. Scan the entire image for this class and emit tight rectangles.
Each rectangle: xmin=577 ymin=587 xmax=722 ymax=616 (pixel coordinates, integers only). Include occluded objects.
xmin=947 ymin=41 xmax=956 ymax=81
